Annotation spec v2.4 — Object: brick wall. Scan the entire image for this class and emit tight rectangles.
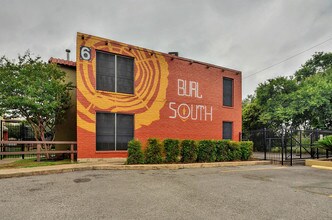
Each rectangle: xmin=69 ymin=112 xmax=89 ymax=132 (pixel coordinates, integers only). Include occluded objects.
xmin=76 ymin=33 xmax=242 ymax=159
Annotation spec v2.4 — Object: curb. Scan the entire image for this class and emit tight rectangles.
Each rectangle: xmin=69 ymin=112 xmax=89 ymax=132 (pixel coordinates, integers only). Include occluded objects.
xmin=0 ymin=160 xmax=271 ymax=179
xmin=311 ymin=165 xmax=332 ymax=171
xmin=305 ymin=159 xmax=332 ymax=168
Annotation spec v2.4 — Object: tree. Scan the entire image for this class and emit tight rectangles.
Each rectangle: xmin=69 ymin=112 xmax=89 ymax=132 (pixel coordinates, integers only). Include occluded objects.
xmin=287 ymin=69 xmax=332 ymax=129
xmin=242 ymin=100 xmax=263 ymax=132
xmin=242 ymin=52 xmax=332 ymax=132
xmin=242 ymin=96 xmax=264 ymax=133
xmin=258 ymin=77 xmax=297 ymax=129
xmin=295 ymin=52 xmax=332 ymax=82
xmin=0 ymin=52 xmax=73 ymax=158
xmin=245 ymin=76 xmax=297 ymax=130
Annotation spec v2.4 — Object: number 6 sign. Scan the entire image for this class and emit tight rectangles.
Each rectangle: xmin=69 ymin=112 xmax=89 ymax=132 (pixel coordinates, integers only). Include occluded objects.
xmin=80 ymin=46 xmax=91 ymax=61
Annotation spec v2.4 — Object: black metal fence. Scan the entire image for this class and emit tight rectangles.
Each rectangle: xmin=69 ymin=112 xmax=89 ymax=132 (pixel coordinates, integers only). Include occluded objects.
xmin=242 ymin=128 xmax=332 ymax=166
xmin=0 ymin=120 xmax=35 ymax=159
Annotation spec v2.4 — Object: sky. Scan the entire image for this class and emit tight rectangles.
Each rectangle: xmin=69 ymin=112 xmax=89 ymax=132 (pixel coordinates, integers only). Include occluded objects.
xmin=1 ymin=0 xmax=332 ymax=98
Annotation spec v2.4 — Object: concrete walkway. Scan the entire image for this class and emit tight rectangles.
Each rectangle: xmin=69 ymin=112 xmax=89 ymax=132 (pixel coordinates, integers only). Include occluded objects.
xmin=0 ymin=160 xmax=271 ymax=179
xmin=0 ymin=158 xmax=19 ymax=165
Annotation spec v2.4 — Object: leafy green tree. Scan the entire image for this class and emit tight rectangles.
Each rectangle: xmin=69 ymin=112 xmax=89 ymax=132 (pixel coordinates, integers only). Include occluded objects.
xmin=287 ymin=69 xmax=332 ymax=129
xmin=247 ymin=76 xmax=297 ymax=130
xmin=242 ymin=97 xmax=264 ymax=133
xmin=295 ymin=52 xmax=332 ymax=82
xmin=243 ymin=52 xmax=332 ymax=132
xmin=0 ymin=51 xmax=73 ymax=157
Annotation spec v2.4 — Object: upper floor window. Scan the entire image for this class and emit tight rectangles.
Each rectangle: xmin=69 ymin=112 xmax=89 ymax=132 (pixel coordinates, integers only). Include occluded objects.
xmin=223 ymin=77 xmax=233 ymax=107
xmin=96 ymin=51 xmax=134 ymax=94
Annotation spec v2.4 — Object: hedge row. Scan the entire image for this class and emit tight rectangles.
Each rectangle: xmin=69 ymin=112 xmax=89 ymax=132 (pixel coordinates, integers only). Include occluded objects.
xmin=126 ymin=138 xmax=253 ymax=164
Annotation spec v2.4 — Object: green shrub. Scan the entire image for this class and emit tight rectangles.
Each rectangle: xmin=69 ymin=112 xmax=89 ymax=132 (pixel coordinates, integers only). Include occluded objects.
xmin=144 ymin=138 xmax=163 ymax=164
xmin=215 ymin=140 xmax=230 ymax=162
xmin=180 ymin=140 xmax=198 ymax=163
xmin=163 ymin=139 xmax=180 ymax=163
xmin=316 ymin=135 xmax=332 ymax=151
xmin=239 ymin=141 xmax=253 ymax=160
xmin=197 ymin=140 xmax=216 ymax=162
xmin=126 ymin=139 xmax=144 ymax=164
xmin=226 ymin=141 xmax=241 ymax=161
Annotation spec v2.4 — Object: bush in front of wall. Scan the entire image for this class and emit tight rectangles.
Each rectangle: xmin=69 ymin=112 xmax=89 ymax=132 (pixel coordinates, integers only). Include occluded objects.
xmin=197 ymin=140 xmax=216 ymax=162
xmin=180 ymin=140 xmax=198 ymax=163
xmin=215 ymin=140 xmax=230 ymax=162
xmin=126 ymin=139 xmax=144 ymax=164
xmin=163 ymin=139 xmax=180 ymax=163
xmin=226 ymin=141 xmax=242 ymax=161
xmin=239 ymin=141 xmax=253 ymax=161
xmin=145 ymin=138 xmax=163 ymax=164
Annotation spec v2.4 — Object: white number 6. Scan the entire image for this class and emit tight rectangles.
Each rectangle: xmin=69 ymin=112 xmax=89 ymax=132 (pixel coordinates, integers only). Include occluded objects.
xmin=80 ymin=46 xmax=91 ymax=61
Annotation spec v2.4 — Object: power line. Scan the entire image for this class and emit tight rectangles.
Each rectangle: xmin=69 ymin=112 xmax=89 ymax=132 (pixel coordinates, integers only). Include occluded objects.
xmin=243 ymin=36 xmax=332 ymax=79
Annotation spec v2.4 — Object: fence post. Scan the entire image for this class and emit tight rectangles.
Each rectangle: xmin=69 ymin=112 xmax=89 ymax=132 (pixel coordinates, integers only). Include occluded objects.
xmin=310 ymin=131 xmax=313 ymax=158
xmin=21 ymin=144 xmax=25 ymax=160
xmin=37 ymin=144 xmax=41 ymax=162
xmin=281 ymin=129 xmax=284 ymax=166
xmin=263 ymin=128 xmax=267 ymax=160
xmin=70 ymin=144 xmax=74 ymax=163
xmin=316 ymin=129 xmax=319 ymax=159
xmin=290 ymin=129 xmax=293 ymax=166
xmin=299 ymin=130 xmax=302 ymax=159
xmin=0 ymin=120 xmax=2 ymax=160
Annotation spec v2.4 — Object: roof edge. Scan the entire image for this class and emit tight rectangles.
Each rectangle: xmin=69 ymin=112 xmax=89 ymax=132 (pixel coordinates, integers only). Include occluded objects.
xmin=77 ymin=32 xmax=242 ymax=74
xmin=48 ymin=57 xmax=76 ymax=67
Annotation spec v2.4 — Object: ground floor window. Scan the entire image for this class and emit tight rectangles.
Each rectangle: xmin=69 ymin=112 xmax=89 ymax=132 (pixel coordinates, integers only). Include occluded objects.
xmin=96 ymin=112 xmax=134 ymax=151
xmin=223 ymin=121 xmax=233 ymax=140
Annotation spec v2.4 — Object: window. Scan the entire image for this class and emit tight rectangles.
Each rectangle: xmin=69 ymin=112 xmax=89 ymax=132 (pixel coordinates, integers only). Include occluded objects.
xmin=96 ymin=112 xmax=134 ymax=151
xmin=96 ymin=51 xmax=134 ymax=94
xmin=223 ymin=122 xmax=233 ymax=140
xmin=223 ymin=77 xmax=233 ymax=107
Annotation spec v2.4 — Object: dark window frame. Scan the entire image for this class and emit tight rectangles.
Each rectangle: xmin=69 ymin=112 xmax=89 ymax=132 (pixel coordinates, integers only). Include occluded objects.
xmin=223 ymin=77 xmax=234 ymax=107
xmin=96 ymin=112 xmax=135 ymax=151
xmin=222 ymin=121 xmax=233 ymax=140
xmin=96 ymin=50 xmax=135 ymax=94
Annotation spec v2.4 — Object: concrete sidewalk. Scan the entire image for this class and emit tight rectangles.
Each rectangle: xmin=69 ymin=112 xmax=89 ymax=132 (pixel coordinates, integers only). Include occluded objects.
xmin=0 ymin=160 xmax=271 ymax=179
xmin=0 ymin=158 xmax=19 ymax=165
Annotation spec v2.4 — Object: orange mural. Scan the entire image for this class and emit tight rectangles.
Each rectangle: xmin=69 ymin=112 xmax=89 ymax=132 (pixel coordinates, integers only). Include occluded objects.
xmin=77 ymin=35 xmax=169 ymax=132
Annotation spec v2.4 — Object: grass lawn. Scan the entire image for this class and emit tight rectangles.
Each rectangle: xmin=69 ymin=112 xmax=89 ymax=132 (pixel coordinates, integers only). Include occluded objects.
xmin=0 ymin=158 xmax=74 ymax=169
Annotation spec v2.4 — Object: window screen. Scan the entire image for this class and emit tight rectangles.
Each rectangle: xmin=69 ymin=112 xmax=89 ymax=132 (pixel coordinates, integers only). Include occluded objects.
xmin=223 ymin=122 xmax=233 ymax=140
xmin=96 ymin=112 xmax=134 ymax=151
xmin=117 ymin=56 xmax=134 ymax=94
xmin=96 ymin=113 xmax=115 ymax=151
xmin=96 ymin=51 xmax=115 ymax=92
xmin=223 ymin=78 xmax=233 ymax=107
xmin=116 ymin=114 xmax=134 ymax=150
xmin=96 ymin=51 xmax=134 ymax=94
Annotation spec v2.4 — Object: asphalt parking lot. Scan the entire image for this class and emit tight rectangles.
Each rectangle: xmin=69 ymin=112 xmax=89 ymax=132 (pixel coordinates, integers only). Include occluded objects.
xmin=0 ymin=165 xmax=331 ymax=220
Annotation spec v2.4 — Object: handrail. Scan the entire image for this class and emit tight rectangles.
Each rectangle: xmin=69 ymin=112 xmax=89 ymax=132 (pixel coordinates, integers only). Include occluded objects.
xmin=0 ymin=141 xmax=77 ymax=144
xmin=0 ymin=141 xmax=77 ymax=162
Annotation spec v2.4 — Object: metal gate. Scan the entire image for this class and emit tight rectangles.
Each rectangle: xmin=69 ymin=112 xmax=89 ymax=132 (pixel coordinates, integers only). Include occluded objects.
xmin=243 ymin=128 xmax=332 ymax=166
xmin=0 ymin=119 xmax=35 ymax=159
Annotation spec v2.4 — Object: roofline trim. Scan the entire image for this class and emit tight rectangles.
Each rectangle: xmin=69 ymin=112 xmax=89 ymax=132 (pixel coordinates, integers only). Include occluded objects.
xmin=78 ymin=32 xmax=242 ymax=74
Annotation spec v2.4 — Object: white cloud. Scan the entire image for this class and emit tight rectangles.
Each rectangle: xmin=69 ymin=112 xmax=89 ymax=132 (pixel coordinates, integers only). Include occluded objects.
xmin=0 ymin=0 xmax=331 ymax=97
